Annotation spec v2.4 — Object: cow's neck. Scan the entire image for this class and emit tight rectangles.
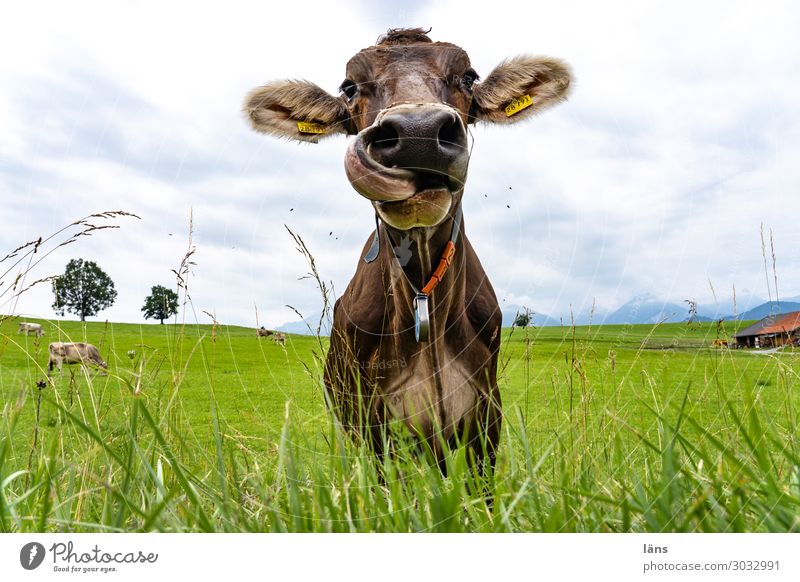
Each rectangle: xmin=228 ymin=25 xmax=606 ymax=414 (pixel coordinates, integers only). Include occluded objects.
xmin=380 ymin=201 xmax=467 ymax=434
xmin=382 ymin=201 xmax=466 ymax=344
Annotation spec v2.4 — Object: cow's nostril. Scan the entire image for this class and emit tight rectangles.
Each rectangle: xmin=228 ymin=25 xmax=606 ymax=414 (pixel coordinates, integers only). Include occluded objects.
xmin=437 ymin=117 xmax=463 ymax=149
xmin=370 ymin=123 xmax=400 ymax=154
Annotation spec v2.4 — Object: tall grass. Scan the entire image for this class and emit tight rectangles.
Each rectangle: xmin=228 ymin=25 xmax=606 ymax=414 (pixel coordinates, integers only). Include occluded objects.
xmin=1 ymin=321 xmax=798 ymax=532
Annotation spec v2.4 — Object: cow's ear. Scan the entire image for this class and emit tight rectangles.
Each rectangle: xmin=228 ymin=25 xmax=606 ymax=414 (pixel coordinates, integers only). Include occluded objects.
xmin=471 ymin=56 xmax=571 ymax=125
xmin=244 ymin=80 xmax=349 ymax=143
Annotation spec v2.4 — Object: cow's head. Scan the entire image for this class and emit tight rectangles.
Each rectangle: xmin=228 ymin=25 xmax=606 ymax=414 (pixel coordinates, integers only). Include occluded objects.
xmin=245 ymin=28 xmax=571 ymax=230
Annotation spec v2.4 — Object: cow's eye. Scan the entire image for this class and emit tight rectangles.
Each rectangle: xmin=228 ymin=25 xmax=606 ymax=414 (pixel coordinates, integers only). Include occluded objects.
xmin=339 ymin=80 xmax=358 ymax=100
xmin=461 ymin=68 xmax=479 ymax=90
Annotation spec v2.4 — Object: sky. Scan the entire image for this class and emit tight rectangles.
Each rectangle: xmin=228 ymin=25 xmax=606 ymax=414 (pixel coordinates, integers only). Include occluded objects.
xmin=1 ymin=0 xmax=798 ymax=328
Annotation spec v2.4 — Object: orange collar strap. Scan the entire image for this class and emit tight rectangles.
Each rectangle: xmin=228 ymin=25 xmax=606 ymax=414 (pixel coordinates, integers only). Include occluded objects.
xmin=421 ymin=241 xmax=456 ymax=295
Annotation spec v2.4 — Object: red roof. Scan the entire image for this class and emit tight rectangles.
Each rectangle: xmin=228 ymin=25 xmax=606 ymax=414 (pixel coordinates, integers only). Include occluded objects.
xmin=735 ymin=311 xmax=800 ymax=337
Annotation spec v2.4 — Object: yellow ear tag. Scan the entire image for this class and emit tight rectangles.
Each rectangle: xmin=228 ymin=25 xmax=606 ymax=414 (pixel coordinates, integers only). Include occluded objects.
xmin=297 ymin=121 xmax=327 ymax=135
xmin=504 ymin=94 xmax=533 ymax=117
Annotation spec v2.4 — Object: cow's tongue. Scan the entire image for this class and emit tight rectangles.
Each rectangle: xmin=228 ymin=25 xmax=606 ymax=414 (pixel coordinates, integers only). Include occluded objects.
xmin=344 ymin=133 xmax=418 ymax=202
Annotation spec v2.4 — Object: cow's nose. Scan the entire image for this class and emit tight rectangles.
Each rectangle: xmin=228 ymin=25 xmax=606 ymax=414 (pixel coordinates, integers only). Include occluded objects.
xmin=367 ymin=107 xmax=467 ymax=176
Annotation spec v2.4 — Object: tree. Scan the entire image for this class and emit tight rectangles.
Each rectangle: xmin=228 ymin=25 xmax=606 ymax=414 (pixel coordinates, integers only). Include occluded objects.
xmin=141 ymin=285 xmax=179 ymax=324
xmin=52 ymin=259 xmax=117 ymax=322
xmin=513 ymin=311 xmax=532 ymax=328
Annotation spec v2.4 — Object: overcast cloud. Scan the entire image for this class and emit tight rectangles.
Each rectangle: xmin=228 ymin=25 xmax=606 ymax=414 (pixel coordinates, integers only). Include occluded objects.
xmin=1 ymin=0 xmax=798 ymax=328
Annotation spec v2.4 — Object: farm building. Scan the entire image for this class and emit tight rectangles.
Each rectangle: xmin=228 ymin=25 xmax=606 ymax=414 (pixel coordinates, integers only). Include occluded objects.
xmin=734 ymin=311 xmax=800 ymax=348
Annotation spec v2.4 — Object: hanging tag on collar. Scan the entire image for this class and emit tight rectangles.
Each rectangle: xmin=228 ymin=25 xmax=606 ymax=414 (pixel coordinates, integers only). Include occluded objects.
xmin=413 ymin=293 xmax=430 ymax=342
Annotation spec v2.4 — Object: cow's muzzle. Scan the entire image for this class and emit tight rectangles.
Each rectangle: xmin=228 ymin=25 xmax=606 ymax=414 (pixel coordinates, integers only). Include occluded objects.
xmin=344 ymin=103 xmax=469 ymax=203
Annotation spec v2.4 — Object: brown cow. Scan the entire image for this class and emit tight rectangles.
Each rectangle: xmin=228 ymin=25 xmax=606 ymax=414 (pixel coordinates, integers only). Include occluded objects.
xmin=48 ymin=342 xmax=107 ymax=374
xmin=257 ymin=327 xmax=285 ymax=345
xmin=244 ymin=28 xmax=571 ymax=474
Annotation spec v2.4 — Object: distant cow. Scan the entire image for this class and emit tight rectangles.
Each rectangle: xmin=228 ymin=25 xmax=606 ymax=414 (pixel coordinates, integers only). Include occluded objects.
xmin=256 ymin=326 xmax=273 ymax=337
xmin=48 ymin=342 xmax=107 ymax=374
xmin=18 ymin=322 xmax=45 ymax=337
xmin=272 ymin=332 xmax=286 ymax=346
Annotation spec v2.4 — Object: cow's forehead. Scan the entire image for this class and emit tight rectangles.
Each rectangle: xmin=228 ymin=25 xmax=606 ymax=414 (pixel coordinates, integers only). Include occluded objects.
xmin=345 ymin=42 xmax=471 ymax=80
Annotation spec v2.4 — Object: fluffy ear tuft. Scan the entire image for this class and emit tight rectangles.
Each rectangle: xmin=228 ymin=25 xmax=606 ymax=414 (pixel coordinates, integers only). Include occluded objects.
xmin=244 ymin=80 xmax=349 ymax=143
xmin=472 ymin=56 xmax=572 ymax=124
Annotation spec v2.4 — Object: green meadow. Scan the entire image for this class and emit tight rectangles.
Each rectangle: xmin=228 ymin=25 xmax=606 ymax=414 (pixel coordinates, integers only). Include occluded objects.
xmin=1 ymin=316 xmax=798 ymax=532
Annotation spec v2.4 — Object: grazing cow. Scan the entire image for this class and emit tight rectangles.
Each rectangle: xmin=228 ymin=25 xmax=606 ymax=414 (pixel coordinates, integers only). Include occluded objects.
xmin=272 ymin=332 xmax=286 ymax=346
xmin=18 ymin=322 xmax=45 ymax=337
xmin=256 ymin=326 xmax=274 ymax=337
xmin=244 ymin=28 xmax=571 ymax=474
xmin=48 ymin=342 xmax=107 ymax=374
